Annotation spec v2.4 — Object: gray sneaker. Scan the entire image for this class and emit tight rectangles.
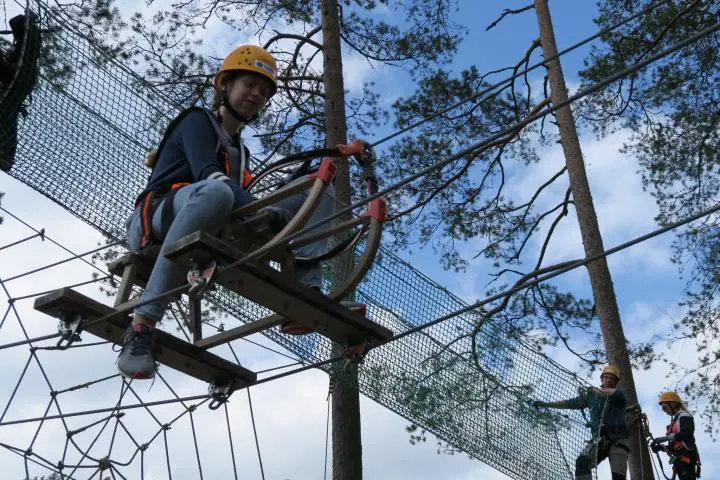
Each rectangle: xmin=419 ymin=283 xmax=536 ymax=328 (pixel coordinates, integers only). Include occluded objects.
xmin=117 ymin=323 xmax=158 ymax=379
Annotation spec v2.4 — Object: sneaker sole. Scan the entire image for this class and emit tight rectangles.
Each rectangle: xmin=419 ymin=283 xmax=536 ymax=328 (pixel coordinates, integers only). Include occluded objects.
xmin=118 ymin=368 xmax=156 ymax=380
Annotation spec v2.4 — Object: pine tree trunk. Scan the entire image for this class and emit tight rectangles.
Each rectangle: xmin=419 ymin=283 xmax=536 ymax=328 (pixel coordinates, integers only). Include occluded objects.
xmin=321 ymin=0 xmax=363 ymax=479
xmin=533 ymin=1 xmax=653 ymax=479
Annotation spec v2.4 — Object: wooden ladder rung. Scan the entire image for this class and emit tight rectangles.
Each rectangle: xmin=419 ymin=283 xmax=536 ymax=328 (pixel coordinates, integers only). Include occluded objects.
xmin=195 ymin=314 xmax=285 ymax=349
xmin=33 ymin=288 xmax=256 ymax=388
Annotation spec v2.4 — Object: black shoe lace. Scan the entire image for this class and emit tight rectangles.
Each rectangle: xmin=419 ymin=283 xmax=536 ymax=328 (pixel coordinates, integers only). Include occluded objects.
xmin=129 ymin=329 xmax=154 ymax=356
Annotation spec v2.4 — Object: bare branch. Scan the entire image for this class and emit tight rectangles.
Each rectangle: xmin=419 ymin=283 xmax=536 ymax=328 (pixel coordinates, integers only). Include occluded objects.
xmin=264 ymin=30 xmax=324 ymax=51
xmin=486 ymin=4 xmax=534 ymax=32
xmin=534 ymin=186 xmax=572 ymax=270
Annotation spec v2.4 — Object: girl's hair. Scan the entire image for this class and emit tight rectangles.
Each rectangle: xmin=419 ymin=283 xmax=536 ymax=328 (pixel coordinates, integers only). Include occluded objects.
xmin=211 ymin=72 xmax=242 ymax=110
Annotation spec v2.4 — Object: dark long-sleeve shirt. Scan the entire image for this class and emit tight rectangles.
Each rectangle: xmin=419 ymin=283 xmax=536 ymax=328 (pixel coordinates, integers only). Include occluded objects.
xmin=137 ymin=109 xmax=254 ymax=208
xmin=564 ymin=387 xmax=629 ymax=440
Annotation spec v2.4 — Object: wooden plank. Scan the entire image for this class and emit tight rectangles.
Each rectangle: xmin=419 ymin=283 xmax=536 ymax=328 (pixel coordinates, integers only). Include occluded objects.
xmin=114 ymin=262 xmax=137 ymax=307
xmin=195 ymin=315 xmax=285 ymax=349
xmin=33 ymin=288 xmax=256 ymax=388
xmin=164 ymin=232 xmax=394 ymax=347
xmin=107 ymin=247 xmax=160 ymax=287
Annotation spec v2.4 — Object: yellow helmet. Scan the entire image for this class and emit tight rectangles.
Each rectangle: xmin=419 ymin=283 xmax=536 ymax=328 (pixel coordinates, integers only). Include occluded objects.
xmin=214 ymin=45 xmax=277 ymax=95
xmin=659 ymin=391 xmax=683 ymax=405
xmin=601 ymin=364 xmax=620 ymax=380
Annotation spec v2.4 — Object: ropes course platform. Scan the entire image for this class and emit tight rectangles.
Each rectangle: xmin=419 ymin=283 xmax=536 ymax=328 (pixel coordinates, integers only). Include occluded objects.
xmin=163 ymin=231 xmax=394 ymax=349
xmin=33 ymin=287 xmax=257 ymax=388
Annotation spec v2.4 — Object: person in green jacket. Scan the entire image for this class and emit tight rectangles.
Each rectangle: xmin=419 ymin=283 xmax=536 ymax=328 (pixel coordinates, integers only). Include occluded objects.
xmin=533 ymin=365 xmax=630 ymax=480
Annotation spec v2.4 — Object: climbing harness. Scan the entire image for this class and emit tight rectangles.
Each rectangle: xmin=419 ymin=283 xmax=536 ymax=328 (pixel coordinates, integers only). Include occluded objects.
xmin=637 ymin=408 xmax=702 ymax=480
xmin=137 ymin=107 xmax=253 ymax=249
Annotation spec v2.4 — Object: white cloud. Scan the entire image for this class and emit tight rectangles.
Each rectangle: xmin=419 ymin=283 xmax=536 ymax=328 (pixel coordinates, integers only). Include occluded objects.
xmin=341 ymin=51 xmax=385 ymax=92
xmin=505 ymin=129 xmax=672 ymax=276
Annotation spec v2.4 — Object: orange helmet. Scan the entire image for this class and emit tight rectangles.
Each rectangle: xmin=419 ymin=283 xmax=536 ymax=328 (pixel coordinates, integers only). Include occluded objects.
xmin=214 ymin=45 xmax=277 ymax=96
xmin=658 ymin=391 xmax=683 ymax=405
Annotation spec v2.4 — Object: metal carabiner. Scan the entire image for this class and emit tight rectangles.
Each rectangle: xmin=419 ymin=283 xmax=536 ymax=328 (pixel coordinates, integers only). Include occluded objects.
xmin=341 ymin=340 xmax=370 ymax=371
xmin=208 ymin=381 xmax=234 ymax=410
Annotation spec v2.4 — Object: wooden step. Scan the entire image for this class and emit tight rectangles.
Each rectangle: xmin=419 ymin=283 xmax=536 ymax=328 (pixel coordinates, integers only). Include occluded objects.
xmin=195 ymin=314 xmax=285 ymax=349
xmin=164 ymin=231 xmax=394 ymax=348
xmin=33 ymin=288 xmax=256 ymax=388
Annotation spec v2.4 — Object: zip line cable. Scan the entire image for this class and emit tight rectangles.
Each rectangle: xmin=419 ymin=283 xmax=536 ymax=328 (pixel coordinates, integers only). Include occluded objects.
xmin=0 ymin=193 xmax=715 ymax=475
xmin=0 ymin=206 xmax=122 ymax=281
xmin=0 ymin=2 xmax=710 ymax=476
xmin=2 ymin=199 xmax=719 ymax=402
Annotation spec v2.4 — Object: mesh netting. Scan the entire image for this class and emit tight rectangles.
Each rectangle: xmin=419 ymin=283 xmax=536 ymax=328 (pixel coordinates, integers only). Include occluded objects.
xmin=0 ymin=3 xmax=603 ymax=479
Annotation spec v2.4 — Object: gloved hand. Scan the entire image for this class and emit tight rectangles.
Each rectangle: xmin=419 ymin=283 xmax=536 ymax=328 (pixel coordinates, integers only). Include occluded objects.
xmin=650 ymin=441 xmax=665 ymax=453
xmin=531 ymin=400 xmax=547 ymax=409
xmin=259 ymin=206 xmax=291 ymax=233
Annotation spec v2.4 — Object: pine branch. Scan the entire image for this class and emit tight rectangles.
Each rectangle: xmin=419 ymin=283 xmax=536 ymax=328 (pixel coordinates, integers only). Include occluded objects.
xmin=486 ymin=4 xmax=534 ymax=32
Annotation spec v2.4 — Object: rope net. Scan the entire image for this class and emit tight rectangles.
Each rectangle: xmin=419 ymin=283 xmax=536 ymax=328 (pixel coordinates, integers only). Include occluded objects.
xmin=0 ymin=3 xmax=606 ymax=479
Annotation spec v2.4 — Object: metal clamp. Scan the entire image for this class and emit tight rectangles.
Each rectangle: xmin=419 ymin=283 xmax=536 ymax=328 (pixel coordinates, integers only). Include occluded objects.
xmin=341 ymin=340 xmax=370 ymax=370
xmin=187 ymin=261 xmax=216 ymax=296
xmin=353 ymin=142 xmax=379 ymax=193
xmin=56 ymin=313 xmax=83 ymax=349
xmin=208 ymin=380 xmax=235 ymax=410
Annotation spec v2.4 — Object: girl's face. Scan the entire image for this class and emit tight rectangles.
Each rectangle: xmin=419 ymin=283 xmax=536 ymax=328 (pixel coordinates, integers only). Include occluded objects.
xmin=225 ymin=73 xmax=273 ymax=119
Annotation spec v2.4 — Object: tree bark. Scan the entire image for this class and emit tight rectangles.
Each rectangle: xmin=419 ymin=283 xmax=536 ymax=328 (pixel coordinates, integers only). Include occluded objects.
xmin=533 ymin=1 xmax=653 ymax=479
xmin=321 ymin=0 xmax=363 ymax=479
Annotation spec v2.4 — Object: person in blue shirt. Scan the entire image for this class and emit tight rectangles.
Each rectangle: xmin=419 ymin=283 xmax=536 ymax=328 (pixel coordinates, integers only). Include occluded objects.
xmin=533 ymin=365 xmax=630 ymax=480
xmin=118 ymin=45 xmax=334 ymax=379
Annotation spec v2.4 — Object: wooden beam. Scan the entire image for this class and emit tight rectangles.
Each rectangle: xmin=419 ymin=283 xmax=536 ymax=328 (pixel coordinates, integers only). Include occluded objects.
xmin=107 ymin=250 xmax=157 ymax=288
xmin=34 ymin=288 xmax=256 ymax=388
xmin=114 ymin=262 xmax=137 ymax=307
xmin=195 ymin=314 xmax=285 ymax=349
xmin=164 ymin=232 xmax=394 ymax=347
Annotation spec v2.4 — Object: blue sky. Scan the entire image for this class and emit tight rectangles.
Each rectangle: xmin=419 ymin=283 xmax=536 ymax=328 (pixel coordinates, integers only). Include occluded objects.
xmin=0 ymin=0 xmax=716 ymax=479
